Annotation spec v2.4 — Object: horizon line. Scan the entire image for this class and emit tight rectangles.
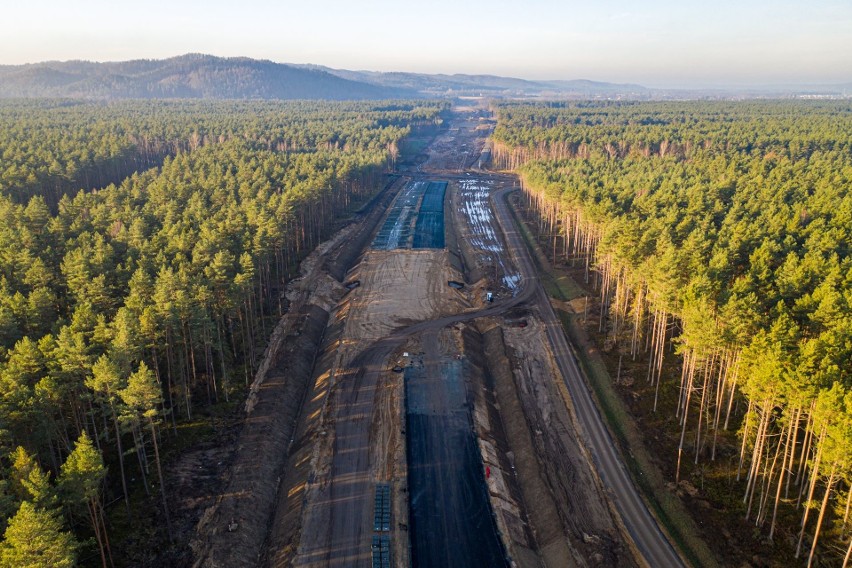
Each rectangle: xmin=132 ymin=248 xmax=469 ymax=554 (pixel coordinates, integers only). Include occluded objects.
xmin=1 ymin=53 xmax=850 ymax=92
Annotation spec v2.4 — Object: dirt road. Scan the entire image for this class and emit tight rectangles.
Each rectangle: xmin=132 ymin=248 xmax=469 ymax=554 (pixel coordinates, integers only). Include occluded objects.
xmin=295 ymin=341 xmax=398 ymax=567
xmin=489 ymin=186 xmax=685 ymax=568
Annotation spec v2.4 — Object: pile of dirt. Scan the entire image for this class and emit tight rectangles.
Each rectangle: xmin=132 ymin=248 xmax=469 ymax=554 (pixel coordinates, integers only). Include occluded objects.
xmin=487 ymin=316 xmax=638 ymax=567
xmin=480 ymin=323 xmax=575 ymax=567
xmin=191 ymin=304 xmax=330 ymax=568
xmin=262 ymin=306 xmax=349 ymax=567
xmin=244 ymin=211 xmax=360 ymax=415
xmin=463 ymin=325 xmax=541 ymax=567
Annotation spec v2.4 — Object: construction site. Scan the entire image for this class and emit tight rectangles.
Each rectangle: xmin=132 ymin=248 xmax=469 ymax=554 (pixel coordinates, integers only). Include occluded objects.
xmin=190 ymin=105 xmax=683 ymax=568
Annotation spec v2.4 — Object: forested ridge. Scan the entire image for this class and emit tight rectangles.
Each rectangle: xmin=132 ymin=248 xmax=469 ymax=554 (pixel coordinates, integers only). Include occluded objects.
xmin=0 ymin=98 xmax=446 ymax=565
xmin=0 ymin=54 xmax=412 ymax=100
xmin=493 ymin=101 xmax=852 ymax=566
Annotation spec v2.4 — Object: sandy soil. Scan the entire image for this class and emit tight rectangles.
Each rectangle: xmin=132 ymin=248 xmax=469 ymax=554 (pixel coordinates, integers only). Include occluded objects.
xmin=500 ymin=317 xmax=636 ymax=567
xmin=343 ymin=249 xmax=468 ymax=342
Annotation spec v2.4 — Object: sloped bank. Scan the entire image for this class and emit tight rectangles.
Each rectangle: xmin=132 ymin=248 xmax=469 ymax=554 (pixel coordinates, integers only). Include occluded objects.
xmin=191 ymin=304 xmax=330 ymax=568
xmin=191 ymin=176 xmax=405 ymax=568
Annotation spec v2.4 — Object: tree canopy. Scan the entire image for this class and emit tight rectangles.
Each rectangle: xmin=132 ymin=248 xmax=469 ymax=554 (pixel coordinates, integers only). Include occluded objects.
xmin=494 ymin=100 xmax=852 ymax=565
xmin=0 ymin=98 xmax=447 ymax=563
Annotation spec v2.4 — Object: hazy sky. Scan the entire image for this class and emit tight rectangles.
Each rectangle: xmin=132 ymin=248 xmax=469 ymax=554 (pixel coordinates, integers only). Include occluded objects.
xmin=2 ymin=0 xmax=851 ymax=88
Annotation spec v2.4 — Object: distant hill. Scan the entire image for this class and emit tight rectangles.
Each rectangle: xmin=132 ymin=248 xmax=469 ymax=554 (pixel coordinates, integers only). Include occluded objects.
xmin=5 ymin=54 xmax=841 ymax=101
xmin=298 ymin=65 xmax=647 ymax=97
xmin=540 ymin=79 xmax=649 ymax=94
xmin=309 ymin=68 xmax=547 ymax=94
xmin=0 ymin=54 xmax=414 ymax=100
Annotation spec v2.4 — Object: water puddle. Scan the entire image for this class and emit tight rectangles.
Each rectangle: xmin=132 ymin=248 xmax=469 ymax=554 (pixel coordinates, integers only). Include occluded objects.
xmin=459 ymin=179 xmax=520 ymax=294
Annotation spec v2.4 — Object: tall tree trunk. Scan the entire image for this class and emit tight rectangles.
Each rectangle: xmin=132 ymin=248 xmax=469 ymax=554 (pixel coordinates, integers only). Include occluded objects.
xmin=797 ymin=428 xmax=826 ymax=558
xmin=88 ymin=499 xmax=109 ymax=568
xmin=96 ymin=499 xmax=114 ymax=568
xmin=808 ymin=465 xmax=836 ymax=568
xmin=148 ymin=418 xmax=173 ymax=542
xmin=130 ymin=424 xmax=150 ymax=495
xmin=676 ymin=352 xmax=696 ymax=483
xmin=110 ymin=403 xmax=130 ymax=513
xmin=216 ymin=318 xmax=229 ymax=402
xmin=770 ymin=409 xmax=797 ymax=540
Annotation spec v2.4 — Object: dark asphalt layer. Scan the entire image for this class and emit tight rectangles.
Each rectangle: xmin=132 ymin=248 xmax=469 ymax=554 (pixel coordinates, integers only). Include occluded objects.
xmin=405 ymin=335 xmax=507 ymax=568
xmin=412 ymin=181 xmax=447 ymax=249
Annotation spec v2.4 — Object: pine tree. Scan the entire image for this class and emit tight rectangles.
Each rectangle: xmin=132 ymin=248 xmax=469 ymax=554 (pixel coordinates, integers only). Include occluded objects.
xmin=59 ymin=431 xmax=111 ymax=568
xmin=86 ymin=355 xmax=130 ymax=511
xmin=9 ymin=447 xmax=54 ymax=508
xmin=0 ymin=501 xmax=77 ymax=568
xmin=120 ymin=362 xmax=172 ymax=541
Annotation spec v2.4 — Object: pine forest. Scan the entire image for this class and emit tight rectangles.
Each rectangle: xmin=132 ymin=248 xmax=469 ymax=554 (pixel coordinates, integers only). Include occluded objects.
xmin=492 ymin=100 xmax=852 ymax=566
xmin=0 ymin=99 xmax=446 ymax=565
